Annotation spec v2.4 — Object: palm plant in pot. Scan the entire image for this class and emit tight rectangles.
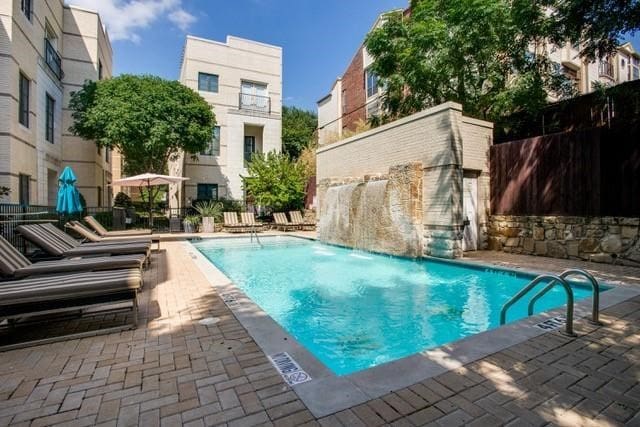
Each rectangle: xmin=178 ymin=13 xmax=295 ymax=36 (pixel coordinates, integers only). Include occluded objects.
xmin=183 ymin=214 xmax=201 ymax=233
xmin=194 ymin=201 xmax=223 ymax=233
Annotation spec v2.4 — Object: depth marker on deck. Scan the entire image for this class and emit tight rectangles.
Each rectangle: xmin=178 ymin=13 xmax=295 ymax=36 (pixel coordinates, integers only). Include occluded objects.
xmin=535 ymin=316 xmax=566 ymax=331
xmin=268 ymin=352 xmax=312 ymax=386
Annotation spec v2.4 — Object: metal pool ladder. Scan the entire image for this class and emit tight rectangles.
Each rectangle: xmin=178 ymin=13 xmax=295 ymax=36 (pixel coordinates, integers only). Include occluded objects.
xmin=249 ymin=226 xmax=262 ymax=247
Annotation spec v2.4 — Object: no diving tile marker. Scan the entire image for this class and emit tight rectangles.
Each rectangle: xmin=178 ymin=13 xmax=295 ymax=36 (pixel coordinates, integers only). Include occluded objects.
xmin=268 ymin=352 xmax=312 ymax=386
xmin=536 ymin=316 xmax=566 ymax=331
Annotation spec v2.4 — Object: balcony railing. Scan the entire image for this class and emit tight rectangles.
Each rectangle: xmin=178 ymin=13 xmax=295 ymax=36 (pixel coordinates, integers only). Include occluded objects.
xmin=239 ymin=93 xmax=271 ymax=114
xmin=45 ymin=39 xmax=63 ymax=80
xmin=598 ymin=60 xmax=614 ymax=79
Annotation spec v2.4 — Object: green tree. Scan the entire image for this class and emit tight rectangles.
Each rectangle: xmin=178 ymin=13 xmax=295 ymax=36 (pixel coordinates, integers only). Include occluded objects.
xmin=69 ymin=74 xmax=215 ymax=175
xmin=364 ymin=1 xmax=580 ymax=123
xmin=282 ymin=106 xmax=317 ymax=159
xmin=547 ymin=0 xmax=640 ymax=60
xmin=241 ymin=152 xmax=307 ymax=212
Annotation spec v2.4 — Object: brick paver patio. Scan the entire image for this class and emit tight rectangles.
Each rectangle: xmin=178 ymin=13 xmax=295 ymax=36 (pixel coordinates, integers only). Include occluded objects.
xmin=0 ymin=243 xmax=639 ymax=426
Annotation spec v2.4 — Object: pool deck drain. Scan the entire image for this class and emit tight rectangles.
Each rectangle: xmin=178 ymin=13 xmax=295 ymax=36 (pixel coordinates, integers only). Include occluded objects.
xmin=0 ymin=241 xmax=638 ymax=426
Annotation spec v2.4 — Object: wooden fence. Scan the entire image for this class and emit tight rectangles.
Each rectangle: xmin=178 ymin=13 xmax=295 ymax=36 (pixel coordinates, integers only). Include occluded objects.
xmin=490 ymin=125 xmax=640 ymax=216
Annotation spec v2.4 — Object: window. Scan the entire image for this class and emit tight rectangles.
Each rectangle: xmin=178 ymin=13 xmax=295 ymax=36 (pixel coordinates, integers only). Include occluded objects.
xmin=244 ymin=136 xmax=256 ymax=164
xmin=197 ymin=184 xmax=218 ymax=201
xmin=97 ymin=186 xmax=102 ymax=207
xmin=599 ymin=57 xmax=615 ymax=78
xmin=105 ymin=146 xmax=110 ymax=163
xmin=45 ymin=93 xmax=55 ymax=143
xmin=21 ymin=0 xmax=32 ymax=20
xmin=198 ymin=73 xmax=218 ymax=92
xmin=19 ymin=174 xmax=30 ymax=206
xmin=98 ymin=60 xmax=103 ymax=80
xmin=200 ymin=126 xmax=220 ymax=156
xmin=240 ymin=81 xmax=269 ymax=112
xmin=19 ymin=73 xmax=29 ymax=127
xmin=366 ymin=69 xmax=378 ymax=98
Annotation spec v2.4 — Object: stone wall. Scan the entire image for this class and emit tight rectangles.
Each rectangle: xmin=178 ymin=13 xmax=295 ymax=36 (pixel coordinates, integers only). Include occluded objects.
xmin=488 ymin=215 xmax=640 ymax=266
xmin=317 ymin=163 xmax=423 ymax=257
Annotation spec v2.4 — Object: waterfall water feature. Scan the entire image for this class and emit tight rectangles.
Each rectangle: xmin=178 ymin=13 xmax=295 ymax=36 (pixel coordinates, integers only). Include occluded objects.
xmin=319 ymin=179 xmax=422 ymax=257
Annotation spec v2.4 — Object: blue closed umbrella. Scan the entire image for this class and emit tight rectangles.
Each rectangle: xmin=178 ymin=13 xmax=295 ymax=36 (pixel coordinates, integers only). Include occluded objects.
xmin=56 ymin=166 xmax=83 ymax=214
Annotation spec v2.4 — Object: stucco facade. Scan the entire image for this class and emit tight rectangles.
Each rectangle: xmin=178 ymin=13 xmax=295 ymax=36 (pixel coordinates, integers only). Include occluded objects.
xmin=0 ymin=1 xmax=111 ymax=207
xmin=170 ymin=35 xmax=282 ymax=207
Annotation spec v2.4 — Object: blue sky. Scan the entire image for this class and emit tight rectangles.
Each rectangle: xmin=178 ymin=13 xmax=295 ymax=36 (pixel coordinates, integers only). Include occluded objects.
xmin=68 ymin=0 xmax=639 ymax=112
xmin=68 ymin=0 xmax=405 ymax=111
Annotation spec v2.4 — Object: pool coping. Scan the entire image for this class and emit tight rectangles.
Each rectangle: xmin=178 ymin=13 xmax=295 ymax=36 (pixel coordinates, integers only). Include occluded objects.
xmin=184 ymin=237 xmax=640 ymax=418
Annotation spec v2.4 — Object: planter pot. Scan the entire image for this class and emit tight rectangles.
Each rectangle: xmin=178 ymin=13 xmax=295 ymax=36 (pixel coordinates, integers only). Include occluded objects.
xmin=183 ymin=222 xmax=196 ymax=233
xmin=201 ymin=217 xmax=215 ymax=233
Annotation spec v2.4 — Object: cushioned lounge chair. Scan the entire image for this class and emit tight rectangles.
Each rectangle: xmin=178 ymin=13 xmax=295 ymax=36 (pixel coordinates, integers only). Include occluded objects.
xmin=0 ymin=268 xmax=142 ymax=350
xmin=67 ymin=221 xmax=159 ymax=250
xmin=240 ymin=212 xmax=264 ymax=231
xmin=223 ymin=212 xmax=250 ymax=233
xmin=288 ymin=211 xmax=316 ymax=231
xmin=0 ymin=234 xmax=145 ymax=278
xmin=273 ymin=212 xmax=299 ymax=232
xmin=85 ymin=215 xmax=151 ymax=237
xmin=17 ymin=224 xmax=151 ymax=260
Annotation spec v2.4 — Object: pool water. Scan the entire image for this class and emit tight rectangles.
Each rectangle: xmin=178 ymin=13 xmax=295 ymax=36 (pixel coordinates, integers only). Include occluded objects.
xmin=193 ymin=236 xmax=599 ymax=376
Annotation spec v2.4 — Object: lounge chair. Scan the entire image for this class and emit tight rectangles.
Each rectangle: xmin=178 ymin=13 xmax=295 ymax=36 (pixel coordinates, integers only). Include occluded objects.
xmin=273 ymin=212 xmax=299 ymax=232
xmin=240 ymin=212 xmax=264 ymax=231
xmin=17 ymin=224 xmax=151 ymax=260
xmin=0 ymin=268 xmax=142 ymax=350
xmin=85 ymin=215 xmax=151 ymax=237
xmin=67 ymin=221 xmax=160 ymax=250
xmin=0 ymin=234 xmax=145 ymax=278
xmin=223 ymin=212 xmax=250 ymax=233
xmin=288 ymin=211 xmax=316 ymax=231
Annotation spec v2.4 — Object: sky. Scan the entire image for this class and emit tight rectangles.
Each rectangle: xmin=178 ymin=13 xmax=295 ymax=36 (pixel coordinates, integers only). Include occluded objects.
xmin=66 ymin=0 xmax=639 ymax=112
xmin=66 ymin=0 xmax=406 ymax=112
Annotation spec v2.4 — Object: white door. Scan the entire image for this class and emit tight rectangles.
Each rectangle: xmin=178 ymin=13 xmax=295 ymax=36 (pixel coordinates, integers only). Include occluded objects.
xmin=462 ymin=176 xmax=478 ymax=251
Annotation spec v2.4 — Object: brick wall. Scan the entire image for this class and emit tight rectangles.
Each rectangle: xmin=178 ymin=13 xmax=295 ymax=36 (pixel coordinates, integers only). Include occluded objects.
xmin=316 ymin=102 xmax=494 ymax=259
xmin=341 ymin=46 xmax=366 ymax=132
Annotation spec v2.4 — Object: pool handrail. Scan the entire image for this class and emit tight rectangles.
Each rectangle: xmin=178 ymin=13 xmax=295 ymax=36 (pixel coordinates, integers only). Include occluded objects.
xmin=527 ymin=269 xmax=600 ymax=325
xmin=499 ymin=274 xmax=575 ymax=336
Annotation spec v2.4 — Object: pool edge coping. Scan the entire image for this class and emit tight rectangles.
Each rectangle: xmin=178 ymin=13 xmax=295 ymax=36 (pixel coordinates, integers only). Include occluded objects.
xmin=183 ymin=237 xmax=640 ymax=418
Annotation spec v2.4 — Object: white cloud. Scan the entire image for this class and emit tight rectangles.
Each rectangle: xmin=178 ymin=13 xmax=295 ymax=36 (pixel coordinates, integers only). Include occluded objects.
xmin=66 ymin=0 xmax=197 ymax=43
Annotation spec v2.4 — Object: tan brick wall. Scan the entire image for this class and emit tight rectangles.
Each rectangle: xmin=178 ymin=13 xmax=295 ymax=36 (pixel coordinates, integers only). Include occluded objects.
xmin=316 ymin=102 xmax=493 ymax=258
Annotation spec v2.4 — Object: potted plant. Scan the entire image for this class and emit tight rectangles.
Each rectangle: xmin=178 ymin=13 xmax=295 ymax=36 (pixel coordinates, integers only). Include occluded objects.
xmin=194 ymin=200 xmax=223 ymax=233
xmin=183 ymin=215 xmax=201 ymax=233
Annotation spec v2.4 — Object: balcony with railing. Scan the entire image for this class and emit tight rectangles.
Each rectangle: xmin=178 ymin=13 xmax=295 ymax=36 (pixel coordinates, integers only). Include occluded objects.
xmin=45 ymin=39 xmax=63 ymax=80
xmin=598 ymin=60 xmax=615 ymax=79
xmin=238 ymin=93 xmax=271 ymax=114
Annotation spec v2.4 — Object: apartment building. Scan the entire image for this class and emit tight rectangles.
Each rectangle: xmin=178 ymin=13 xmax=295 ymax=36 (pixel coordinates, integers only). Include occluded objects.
xmin=318 ymin=9 xmax=639 ymax=145
xmin=169 ymin=35 xmax=282 ymax=207
xmin=0 ymin=0 xmax=112 ymax=206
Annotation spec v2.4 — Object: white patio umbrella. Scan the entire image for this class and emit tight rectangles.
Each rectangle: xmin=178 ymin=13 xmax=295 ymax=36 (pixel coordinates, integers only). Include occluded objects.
xmin=111 ymin=173 xmax=189 ymax=228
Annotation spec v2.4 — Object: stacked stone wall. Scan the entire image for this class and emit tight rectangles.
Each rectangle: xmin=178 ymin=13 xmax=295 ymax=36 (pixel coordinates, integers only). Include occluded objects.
xmin=488 ymin=215 xmax=640 ymax=266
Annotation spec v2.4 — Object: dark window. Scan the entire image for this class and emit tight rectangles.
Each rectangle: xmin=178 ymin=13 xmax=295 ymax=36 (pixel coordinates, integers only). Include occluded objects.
xmin=19 ymin=174 xmax=30 ymax=205
xmin=45 ymin=93 xmax=55 ymax=143
xmin=198 ymin=73 xmax=219 ymax=92
xmin=105 ymin=146 xmax=110 ymax=163
xmin=200 ymin=126 xmax=220 ymax=156
xmin=197 ymin=183 xmax=218 ymax=201
xmin=97 ymin=186 xmax=102 ymax=207
xmin=244 ymin=136 xmax=256 ymax=164
xmin=21 ymin=0 xmax=32 ymax=20
xmin=19 ymin=73 xmax=29 ymax=127
xmin=98 ymin=59 xmax=103 ymax=80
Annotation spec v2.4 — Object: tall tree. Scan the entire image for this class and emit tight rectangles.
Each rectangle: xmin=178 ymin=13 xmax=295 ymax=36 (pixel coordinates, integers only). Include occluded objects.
xmin=69 ymin=74 xmax=215 ymax=175
xmin=282 ymin=106 xmax=317 ymax=159
xmin=365 ymin=0 xmax=638 ymax=124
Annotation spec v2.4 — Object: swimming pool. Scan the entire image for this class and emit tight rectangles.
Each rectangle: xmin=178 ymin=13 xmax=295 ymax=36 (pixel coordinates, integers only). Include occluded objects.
xmin=193 ymin=236 xmax=600 ymax=376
